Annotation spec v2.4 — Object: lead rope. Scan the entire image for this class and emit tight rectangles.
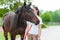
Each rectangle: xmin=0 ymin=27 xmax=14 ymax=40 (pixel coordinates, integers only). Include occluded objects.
xmin=24 ymin=24 xmax=32 ymax=40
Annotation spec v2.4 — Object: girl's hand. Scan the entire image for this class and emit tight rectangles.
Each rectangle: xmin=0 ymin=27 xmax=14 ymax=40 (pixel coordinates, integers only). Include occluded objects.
xmin=38 ymin=37 xmax=40 ymax=40
xmin=24 ymin=33 xmax=27 ymax=40
xmin=24 ymin=35 xmax=26 ymax=40
xmin=38 ymin=35 xmax=40 ymax=40
xmin=38 ymin=38 xmax=40 ymax=40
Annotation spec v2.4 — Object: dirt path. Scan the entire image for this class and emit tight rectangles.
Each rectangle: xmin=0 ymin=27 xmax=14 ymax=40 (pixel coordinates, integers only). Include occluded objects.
xmin=16 ymin=26 xmax=60 ymax=40
xmin=41 ymin=26 xmax=60 ymax=40
xmin=0 ymin=27 xmax=3 ymax=32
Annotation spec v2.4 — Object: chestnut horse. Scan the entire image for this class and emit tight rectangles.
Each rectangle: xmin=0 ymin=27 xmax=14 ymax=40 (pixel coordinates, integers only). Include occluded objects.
xmin=2 ymin=2 xmax=39 ymax=40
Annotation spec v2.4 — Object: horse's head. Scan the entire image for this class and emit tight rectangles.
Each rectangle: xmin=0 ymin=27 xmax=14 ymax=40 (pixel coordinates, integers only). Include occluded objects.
xmin=15 ymin=2 xmax=39 ymax=25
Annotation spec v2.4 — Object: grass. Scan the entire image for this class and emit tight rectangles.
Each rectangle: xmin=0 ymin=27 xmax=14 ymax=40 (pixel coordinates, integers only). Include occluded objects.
xmin=0 ymin=32 xmax=11 ymax=40
xmin=0 ymin=17 xmax=3 ymax=26
xmin=0 ymin=32 xmax=5 ymax=40
xmin=0 ymin=32 xmax=20 ymax=40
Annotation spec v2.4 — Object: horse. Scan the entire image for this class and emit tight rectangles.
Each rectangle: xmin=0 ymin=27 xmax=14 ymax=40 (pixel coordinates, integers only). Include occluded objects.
xmin=2 ymin=2 xmax=39 ymax=40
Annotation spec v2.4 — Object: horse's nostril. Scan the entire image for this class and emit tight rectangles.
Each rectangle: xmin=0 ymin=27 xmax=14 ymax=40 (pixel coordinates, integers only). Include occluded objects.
xmin=35 ymin=20 xmax=39 ymax=25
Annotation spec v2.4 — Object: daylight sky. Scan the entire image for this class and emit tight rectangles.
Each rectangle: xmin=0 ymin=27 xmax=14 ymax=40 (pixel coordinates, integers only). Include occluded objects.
xmin=32 ymin=0 xmax=60 ymax=11
xmin=21 ymin=0 xmax=60 ymax=11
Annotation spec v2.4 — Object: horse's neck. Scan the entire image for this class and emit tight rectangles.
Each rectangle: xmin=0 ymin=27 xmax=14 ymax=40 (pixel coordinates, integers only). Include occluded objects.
xmin=14 ymin=12 xmax=27 ymax=27
xmin=18 ymin=18 xmax=25 ymax=26
xmin=17 ymin=14 xmax=25 ymax=26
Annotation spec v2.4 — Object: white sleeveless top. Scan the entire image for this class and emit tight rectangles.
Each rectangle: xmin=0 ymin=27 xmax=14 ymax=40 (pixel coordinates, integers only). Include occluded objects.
xmin=27 ymin=15 xmax=43 ymax=35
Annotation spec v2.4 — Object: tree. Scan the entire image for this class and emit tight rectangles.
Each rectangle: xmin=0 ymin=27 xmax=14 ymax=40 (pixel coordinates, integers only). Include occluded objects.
xmin=0 ymin=0 xmax=32 ymax=11
xmin=0 ymin=8 xmax=9 ymax=17
xmin=0 ymin=0 xmax=32 ymax=17
xmin=40 ymin=11 xmax=52 ymax=23
xmin=10 ymin=1 xmax=22 ymax=11
xmin=52 ymin=10 xmax=60 ymax=22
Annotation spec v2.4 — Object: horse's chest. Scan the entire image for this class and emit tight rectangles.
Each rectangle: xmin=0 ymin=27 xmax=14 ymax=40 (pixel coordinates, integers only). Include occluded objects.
xmin=14 ymin=27 xmax=26 ymax=34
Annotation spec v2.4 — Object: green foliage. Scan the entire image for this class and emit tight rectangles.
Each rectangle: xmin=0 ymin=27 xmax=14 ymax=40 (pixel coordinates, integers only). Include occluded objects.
xmin=0 ymin=12 xmax=3 ymax=17
xmin=0 ymin=0 xmax=22 ymax=11
xmin=0 ymin=0 xmax=17 ymax=5
xmin=0 ymin=32 xmax=5 ymax=40
xmin=48 ymin=10 xmax=60 ymax=22
xmin=9 ymin=0 xmax=32 ymax=11
xmin=10 ymin=1 xmax=22 ymax=11
xmin=42 ymin=24 xmax=46 ymax=28
xmin=41 ymin=11 xmax=52 ymax=22
xmin=0 ymin=0 xmax=5 ymax=4
xmin=0 ymin=18 xmax=3 ymax=26
xmin=13 ymin=1 xmax=22 ymax=11
xmin=53 ymin=10 xmax=60 ymax=22
xmin=0 ymin=0 xmax=32 ymax=11
xmin=0 ymin=8 xmax=9 ymax=17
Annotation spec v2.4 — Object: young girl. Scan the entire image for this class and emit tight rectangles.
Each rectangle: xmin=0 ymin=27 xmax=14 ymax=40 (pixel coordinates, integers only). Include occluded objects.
xmin=24 ymin=6 xmax=43 ymax=40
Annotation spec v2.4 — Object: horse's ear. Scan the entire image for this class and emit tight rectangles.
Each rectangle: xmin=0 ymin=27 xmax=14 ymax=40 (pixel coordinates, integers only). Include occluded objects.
xmin=28 ymin=2 xmax=32 ymax=6
xmin=24 ymin=2 xmax=26 ymax=6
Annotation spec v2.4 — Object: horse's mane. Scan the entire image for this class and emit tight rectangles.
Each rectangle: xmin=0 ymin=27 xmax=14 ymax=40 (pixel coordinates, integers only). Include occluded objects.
xmin=15 ymin=6 xmax=23 ymax=14
xmin=14 ymin=6 xmax=26 ymax=27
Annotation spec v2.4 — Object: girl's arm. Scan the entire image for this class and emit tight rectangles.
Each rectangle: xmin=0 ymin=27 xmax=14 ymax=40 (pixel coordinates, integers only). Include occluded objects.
xmin=24 ymin=25 xmax=32 ymax=40
xmin=38 ymin=24 xmax=42 ymax=40
xmin=24 ymin=26 xmax=29 ymax=40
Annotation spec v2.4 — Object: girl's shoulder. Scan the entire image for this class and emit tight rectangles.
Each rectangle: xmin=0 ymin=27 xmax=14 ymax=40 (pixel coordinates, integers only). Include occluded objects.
xmin=36 ymin=15 xmax=42 ymax=20
xmin=27 ymin=21 xmax=33 ymax=25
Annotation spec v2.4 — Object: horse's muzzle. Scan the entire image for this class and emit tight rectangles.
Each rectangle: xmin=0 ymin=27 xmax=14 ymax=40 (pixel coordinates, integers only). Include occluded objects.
xmin=35 ymin=20 xmax=39 ymax=25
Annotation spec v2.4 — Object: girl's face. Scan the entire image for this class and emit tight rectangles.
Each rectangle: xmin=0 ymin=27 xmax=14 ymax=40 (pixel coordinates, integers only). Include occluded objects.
xmin=33 ymin=8 xmax=38 ymax=15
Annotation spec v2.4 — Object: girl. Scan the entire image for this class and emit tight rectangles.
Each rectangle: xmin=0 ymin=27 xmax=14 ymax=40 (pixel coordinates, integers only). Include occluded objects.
xmin=24 ymin=6 xmax=43 ymax=40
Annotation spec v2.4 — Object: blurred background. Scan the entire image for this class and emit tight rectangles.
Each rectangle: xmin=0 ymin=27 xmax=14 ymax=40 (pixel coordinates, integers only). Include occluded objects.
xmin=0 ymin=0 xmax=60 ymax=40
